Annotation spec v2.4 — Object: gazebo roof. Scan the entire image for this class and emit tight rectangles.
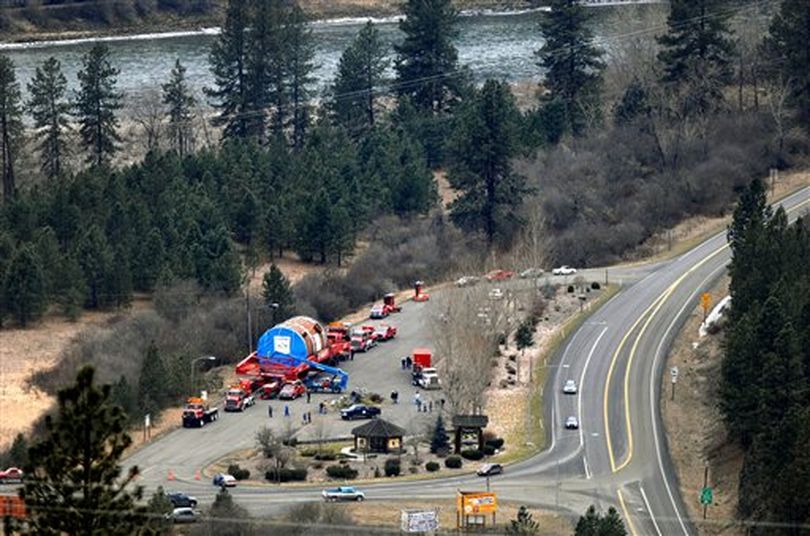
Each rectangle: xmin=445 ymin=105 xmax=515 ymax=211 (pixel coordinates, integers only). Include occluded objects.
xmin=351 ymin=418 xmax=406 ymax=439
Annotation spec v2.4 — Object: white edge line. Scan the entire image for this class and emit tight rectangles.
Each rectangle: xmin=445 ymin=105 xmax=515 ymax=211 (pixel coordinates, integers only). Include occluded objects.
xmin=583 ymin=456 xmax=591 ymax=480
xmin=640 ymin=485 xmax=664 ymax=536
xmin=651 ymin=262 xmax=726 ymax=536
xmin=551 ymin=328 xmax=582 ymax=453
xmin=578 ymin=326 xmax=608 ymax=449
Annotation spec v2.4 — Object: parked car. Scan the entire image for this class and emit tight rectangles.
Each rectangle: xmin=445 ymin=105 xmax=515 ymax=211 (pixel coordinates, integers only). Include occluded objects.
xmin=212 ymin=473 xmax=237 ymax=487
xmin=341 ymin=404 xmax=382 ymax=420
xmin=167 ymin=492 xmax=198 ymax=509
xmin=484 ymin=269 xmax=515 ymax=282
xmin=322 ymin=486 xmax=365 ymax=502
xmin=167 ymin=507 xmax=199 ymax=524
xmin=256 ymin=380 xmax=282 ymax=400
xmin=563 ymin=379 xmax=578 ymax=395
xmin=278 ymin=381 xmax=306 ymax=400
xmin=477 ymin=463 xmax=503 ymax=477
xmin=369 ymin=304 xmax=389 ymax=319
xmin=565 ymin=416 xmax=580 ymax=430
xmin=488 ymin=288 xmax=504 ymax=301
xmin=519 ymin=267 xmax=544 ymax=279
xmin=455 ymin=276 xmax=480 ymax=287
xmin=373 ymin=325 xmax=397 ymax=341
xmin=0 ymin=467 xmax=23 ymax=484
xmin=552 ymin=266 xmax=577 ymax=276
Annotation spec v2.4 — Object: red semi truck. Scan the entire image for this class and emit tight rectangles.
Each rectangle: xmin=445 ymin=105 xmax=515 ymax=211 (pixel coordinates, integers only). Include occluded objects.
xmin=182 ymin=397 xmax=219 ymax=427
xmin=224 ymin=382 xmax=256 ymax=412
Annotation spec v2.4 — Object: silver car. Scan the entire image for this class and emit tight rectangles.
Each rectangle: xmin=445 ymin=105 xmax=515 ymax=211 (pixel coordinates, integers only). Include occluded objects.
xmin=565 ymin=416 xmax=579 ymax=429
xmin=168 ymin=507 xmax=199 ymax=524
xmin=563 ymin=379 xmax=577 ymax=395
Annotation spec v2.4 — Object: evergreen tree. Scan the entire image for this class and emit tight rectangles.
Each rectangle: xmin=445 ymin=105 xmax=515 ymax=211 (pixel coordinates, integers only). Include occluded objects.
xmin=104 ymin=245 xmax=133 ymax=308
xmin=534 ymin=0 xmax=605 ymax=136
xmin=110 ymin=375 xmax=137 ymax=424
xmin=21 ymin=366 xmax=148 ymax=535
xmin=133 ymin=227 xmax=166 ymax=292
xmin=285 ymin=2 xmax=316 ymax=151
xmin=194 ymin=223 xmax=243 ymax=295
xmin=387 ymin=129 xmax=437 ymax=216
xmin=138 ymin=341 xmax=170 ymax=417
xmin=201 ymin=488 xmax=251 ymax=536
xmin=0 ymin=232 xmax=11 ymax=326
xmin=244 ymin=0 xmax=284 ymax=141
xmin=3 ymin=244 xmax=47 ymax=326
xmin=74 ymin=43 xmax=122 ymax=167
xmin=430 ymin=415 xmax=449 ymax=454
xmin=446 ymin=80 xmax=527 ymax=245
xmin=657 ymin=0 xmax=734 ymax=115
xmin=162 ymin=59 xmax=196 ymax=156
xmin=207 ymin=0 xmax=251 ymax=140
xmin=27 ymin=57 xmax=71 ymax=179
xmin=507 ymin=505 xmax=540 ymax=535
xmin=7 ymin=433 xmax=28 ymax=468
xmin=144 ymin=486 xmax=174 ymax=535
xmin=395 ymin=0 xmax=465 ymax=115
xmin=331 ymin=21 xmax=388 ymax=137
xmin=54 ymin=252 xmax=87 ymax=320
xmin=762 ymin=0 xmax=810 ymax=129
xmin=575 ymin=505 xmax=627 ymax=536
xmin=76 ymin=224 xmax=114 ymax=309
xmin=0 ymin=54 xmax=23 ymax=202
xmin=613 ymin=79 xmax=651 ymax=127
xmin=32 ymin=226 xmax=61 ymax=300
xmin=515 ymin=320 xmax=534 ymax=353
xmin=261 ymin=264 xmax=295 ymax=321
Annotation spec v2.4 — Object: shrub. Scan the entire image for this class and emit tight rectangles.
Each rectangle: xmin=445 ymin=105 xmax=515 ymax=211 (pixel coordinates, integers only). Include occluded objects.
xmin=409 ymin=466 xmax=418 ymax=474
xmin=227 ymin=464 xmax=250 ymax=480
xmin=368 ymin=392 xmax=383 ymax=403
xmin=591 ymin=281 xmax=601 ymax=290
xmin=374 ymin=466 xmax=381 ymax=478
xmin=445 ymin=455 xmax=462 ymax=469
xmin=461 ymin=449 xmax=484 ymax=461
xmin=567 ymin=285 xmax=575 ymax=293
xmin=326 ymin=465 xmax=358 ymax=479
xmin=314 ymin=452 xmax=336 ymax=461
xmin=265 ymin=467 xmax=307 ymax=482
xmin=482 ymin=445 xmax=496 ymax=456
xmin=425 ymin=461 xmax=440 ymax=472
xmin=485 ymin=437 xmax=505 ymax=449
xmin=299 ymin=448 xmax=317 ymax=457
xmin=384 ymin=458 xmax=401 ymax=477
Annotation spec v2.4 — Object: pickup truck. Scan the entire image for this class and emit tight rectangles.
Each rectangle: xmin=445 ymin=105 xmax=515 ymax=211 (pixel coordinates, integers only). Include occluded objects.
xmin=322 ymin=486 xmax=365 ymax=502
xmin=0 ymin=467 xmax=23 ymax=484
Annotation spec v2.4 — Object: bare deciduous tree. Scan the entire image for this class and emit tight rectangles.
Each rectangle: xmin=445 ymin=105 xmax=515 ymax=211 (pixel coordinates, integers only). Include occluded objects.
xmin=133 ymin=89 xmax=163 ymax=154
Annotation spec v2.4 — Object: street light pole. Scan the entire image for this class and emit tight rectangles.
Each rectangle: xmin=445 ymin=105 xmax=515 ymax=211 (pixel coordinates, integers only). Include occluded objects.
xmin=190 ymin=356 xmax=217 ymax=396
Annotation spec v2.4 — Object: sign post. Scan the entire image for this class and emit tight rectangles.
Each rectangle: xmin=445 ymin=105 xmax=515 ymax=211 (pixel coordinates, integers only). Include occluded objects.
xmin=701 ymin=293 xmax=712 ymax=323
xmin=700 ymin=464 xmax=713 ymax=519
xmin=670 ymin=367 xmax=679 ymax=401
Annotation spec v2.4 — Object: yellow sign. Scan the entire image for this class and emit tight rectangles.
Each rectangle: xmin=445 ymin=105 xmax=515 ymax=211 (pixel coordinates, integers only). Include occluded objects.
xmin=457 ymin=491 xmax=498 ymax=515
xmin=701 ymin=292 xmax=712 ymax=312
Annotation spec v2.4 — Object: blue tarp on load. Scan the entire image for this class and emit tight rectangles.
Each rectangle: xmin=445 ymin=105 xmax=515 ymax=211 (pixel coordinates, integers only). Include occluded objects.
xmin=256 ymin=325 xmax=310 ymax=362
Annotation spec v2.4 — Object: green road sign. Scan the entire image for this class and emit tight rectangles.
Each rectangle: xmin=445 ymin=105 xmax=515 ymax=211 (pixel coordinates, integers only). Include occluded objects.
xmin=700 ymin=487 xmax=713 ymax=505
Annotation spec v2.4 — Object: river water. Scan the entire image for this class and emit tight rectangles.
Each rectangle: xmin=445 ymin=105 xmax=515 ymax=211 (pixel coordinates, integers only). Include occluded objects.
xmin=1 ymin=7 xmax=664 ymax=110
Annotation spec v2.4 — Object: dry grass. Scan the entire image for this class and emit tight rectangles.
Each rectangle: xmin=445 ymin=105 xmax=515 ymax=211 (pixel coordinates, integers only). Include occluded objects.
xmin=347 ymin=499 xmax=571 ymax=535
xmin=661 ymin=275 xmax=744 ymax=536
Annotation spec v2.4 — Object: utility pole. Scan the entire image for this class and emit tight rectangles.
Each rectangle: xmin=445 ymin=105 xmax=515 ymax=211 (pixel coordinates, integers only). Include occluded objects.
xmin=245 ymin=288 xmax=253 ymax=354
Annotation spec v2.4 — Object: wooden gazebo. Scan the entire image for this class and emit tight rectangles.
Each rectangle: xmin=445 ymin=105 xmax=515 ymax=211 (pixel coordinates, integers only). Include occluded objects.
xmin=352 ymin=418 xmax=406 ymax=454
xmin=452 ymin=415 xmax=489 ymax=454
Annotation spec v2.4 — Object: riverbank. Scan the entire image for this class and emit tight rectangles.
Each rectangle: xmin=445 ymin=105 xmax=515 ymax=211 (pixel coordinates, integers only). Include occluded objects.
xmin=0 ymin=0 xmax=540 ymax=45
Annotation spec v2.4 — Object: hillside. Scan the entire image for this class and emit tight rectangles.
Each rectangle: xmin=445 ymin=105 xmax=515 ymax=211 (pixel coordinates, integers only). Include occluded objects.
xmin=0 ymin=0 xmax=539 ymax=42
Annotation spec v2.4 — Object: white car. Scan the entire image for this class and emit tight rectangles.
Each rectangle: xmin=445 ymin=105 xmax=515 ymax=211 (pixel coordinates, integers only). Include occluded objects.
xmin=553 ymin=266 xmax=577 ymax=276
xmin=488 ymin=288 xmax=504 ymax=300
xmin=322 ymin=486 xmax=365 ymax=502
xmin=456 ymin=276 xmax=480 ymax=287
xmin=212 ymin=473 xmax=237 ymax=487
xmin=563 ymin=379 xmax=577 ymax=395
xmin=167 ymin=507 xmax=199 ymax=524
xmin=565 ymin=416 xmax=579 ymax=429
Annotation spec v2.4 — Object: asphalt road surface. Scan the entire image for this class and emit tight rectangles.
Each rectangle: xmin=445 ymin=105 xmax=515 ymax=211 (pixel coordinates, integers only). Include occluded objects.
xmin=126 ymin=187 xmax=810 ymax=533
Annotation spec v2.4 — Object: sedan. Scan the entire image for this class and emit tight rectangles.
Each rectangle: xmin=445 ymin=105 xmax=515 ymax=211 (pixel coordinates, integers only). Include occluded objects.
xmin=167 ymin=507 xmax=199 ymax=524
xmin=278 ymin=381 xmax=306 ymax=400
xmin=341 ymin=404 xmax=382 ymax=420
xmin=167 ymin=492 xmax=197 ymax=508
xmin=476 ymin=463 xmax=503 ymax=477
xmin=565 ymin=416 xmax=580 ymax=430
xmin=563 ymin=379 xmax=578 ymax=395
xmin=212 ymin=473 xmax=237 ymax=487
xmin=552 ymin=266 xmax=577 ymax=276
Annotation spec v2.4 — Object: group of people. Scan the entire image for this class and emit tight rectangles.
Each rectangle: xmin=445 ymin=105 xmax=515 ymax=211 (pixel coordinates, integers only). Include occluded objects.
xmin=266 ymin=396 xmax=327 ymax=422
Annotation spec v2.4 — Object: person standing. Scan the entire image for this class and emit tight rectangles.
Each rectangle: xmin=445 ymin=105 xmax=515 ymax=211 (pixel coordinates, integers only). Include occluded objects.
xmin=306 ymin=391 xmax=311 ymax=403
xmin=284 ymin=404 xmax=290 ymax=417
xmin=268 ymin=405 xmax=273 ymax=418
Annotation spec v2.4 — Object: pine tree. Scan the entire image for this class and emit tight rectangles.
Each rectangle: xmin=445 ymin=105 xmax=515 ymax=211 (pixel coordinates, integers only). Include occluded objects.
xmin=244 ymin=0 xmax=283 ymax=141
xmin=27 ymin=57 xmax=71 ymax=179
xmin=657 ymin=0 xmax=734 ymax=116
xmin=144 ymin=486 xmax=173 ymax=535
xmin=762 ymin=0 xmax=810 ymax=129
xmin=162 ymin=59 xmax=196 ymax=156
xmin=430 ymin=415 xmax=449 ymax=454
xmin=110 ymin=375 xmax=137 ymax=424
xmin=194 ymin=223 xmax=243 ymax=295
xmin=285 ymin=2 xmax=316 ymax=151
xmin=104 ymin=245 xmax=133 ymax=309
xmin=395 ymin=0 xmax=466 ymax=115
xmin=76 ymin=224 xmax=114 ymax=309
xmin=134 ymin=227 xmax=166 ymax=292
xmin=206 ymin=0 xmax=251 ymax=140
xmin=261 ymin=264 xmax=295 ymax=322
xmin=7 ymin=433 xmax=28 ymax=468
xmin=54 ymin=252 xmax=87 ymax=320
xmin=575 ymin=505 xmax=627 ymax=536
xmin=446 ymin=79 xmax=527 ymax=245
xmin=0 ymin=232 xmax=11 ymax=327
xmin=516 ymin=320 xmax=534 ymax=353
xmin=74 ymin=43 xmax=122 ymax=167
xmin=613 ymin=80 xmax=651 ymax=127
xmin=203 ymin=488 xmax=251 ymax=535
xmin=21 ymin=366 xmax=148 ymax=535
xmin=0 ymin=54 xmax=23 ymax=202
xmin=331 ymin=21 xmax=388 ymax=137
xmin=138 ymin=341 xmax=170 ymax=417
xmin=507 ymin=505 xmax=540 ymax=535
xmin=32 ymin=226 xmax=61 ymax=300
xmin=387 ymin=129 xmax=436 ymax=216
xmin=3 ymin=244 xmax=47 ymax=326
xmin=535 ymin=0 xmax=605 ymax=136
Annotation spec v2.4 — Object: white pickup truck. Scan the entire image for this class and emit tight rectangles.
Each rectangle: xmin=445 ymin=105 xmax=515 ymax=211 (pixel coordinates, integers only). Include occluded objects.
xmin=322 ymin=486 xmax=365 ymax=502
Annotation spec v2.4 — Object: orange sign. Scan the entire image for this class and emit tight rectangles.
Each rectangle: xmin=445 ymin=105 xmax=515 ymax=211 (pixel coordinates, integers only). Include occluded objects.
xmin=701 ymin=292 xmax=712 ymax=312
xmin=0 ymin=495 xmax=26 ymax=519
xmin=457 ymin=491 xmax=498 ymax=515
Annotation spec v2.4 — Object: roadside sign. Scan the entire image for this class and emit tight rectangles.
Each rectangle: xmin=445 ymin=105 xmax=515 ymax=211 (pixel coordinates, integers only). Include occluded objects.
xmin=145 ymin=414 xmax=151 ymax=428
xmin=670 ymin=366 xmax=679 ymax=378
xmin=700 ymin=487 xmax=713 ymax=505
xmin=401 ymin=509 xmax=440 ymax=533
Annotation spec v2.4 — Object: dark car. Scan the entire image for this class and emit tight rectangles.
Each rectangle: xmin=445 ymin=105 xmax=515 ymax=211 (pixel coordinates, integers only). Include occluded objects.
xmin=340 ymin=404 xmax=381 ymax=420
xmin=476 ymin=463 xmax=503 ymax=477
xmin=167 ymin=492 xmax=198 ymax=508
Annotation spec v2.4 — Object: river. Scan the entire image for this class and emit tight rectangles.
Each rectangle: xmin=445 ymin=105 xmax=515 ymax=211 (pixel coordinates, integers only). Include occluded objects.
xmin=1 ymin=6 xmax=664 ymax=112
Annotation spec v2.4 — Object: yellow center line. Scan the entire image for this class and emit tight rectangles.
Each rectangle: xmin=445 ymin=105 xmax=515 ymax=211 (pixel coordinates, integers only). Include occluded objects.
xmin=605 ymin=195 xmax=810 ymax=473
xmin=617 ymin=488 xmax=639 ymax=536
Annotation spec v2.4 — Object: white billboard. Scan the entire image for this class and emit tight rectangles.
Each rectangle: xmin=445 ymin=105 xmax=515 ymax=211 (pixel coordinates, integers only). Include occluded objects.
xmin=401 ymin=509 xmax=439 ymax=533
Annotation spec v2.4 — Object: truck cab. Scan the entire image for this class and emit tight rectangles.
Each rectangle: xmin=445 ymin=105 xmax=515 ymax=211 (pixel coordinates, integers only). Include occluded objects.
xmin=224 ymin=386 xmax=255 ymax=412
xmin=182 ymin=397 xmax=219 ymax=428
